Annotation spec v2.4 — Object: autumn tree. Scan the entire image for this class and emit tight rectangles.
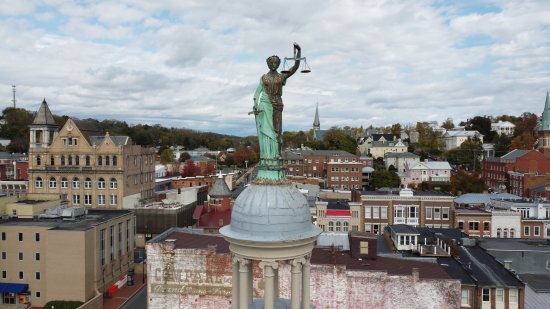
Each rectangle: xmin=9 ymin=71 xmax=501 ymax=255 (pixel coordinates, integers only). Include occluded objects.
xmin=414 ymin=122 xmax=444 ymax=156
xmin=450 ymin=170 xmax=485 ymax=195
xmin=182 ymin=159 xmax=198 ymax=177
xmin=179 ymin=152 xmax=191 ymax=162
xmin=443 ymin=136 xmax=483 ymax=171
xmin=233 ymin=146 xmax=258 ymax=168
xmin=510 ymin=132 xmax=535 ymax=150
xmin=159 ymin=148 xmax=174 ymax=164
xmin=441 ymin=118 xmax=455 ymax=130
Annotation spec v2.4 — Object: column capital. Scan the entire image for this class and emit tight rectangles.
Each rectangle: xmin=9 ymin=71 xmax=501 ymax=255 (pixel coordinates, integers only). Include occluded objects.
xmin=236 ymin=257 xmax=250 ymax=272
xmin=259 ymin=260 xmax=279 ymax=270
xmin=291 ymin=257 xmax=306 ymax=267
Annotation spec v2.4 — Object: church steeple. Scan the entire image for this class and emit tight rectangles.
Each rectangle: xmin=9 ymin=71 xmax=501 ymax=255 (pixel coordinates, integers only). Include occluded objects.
xmin=313 ymin=103 xmax=320 ymax=131
xmin=537 ymin=92 xmax=550 ymax=157
xmin=541 ymin=91 xmax=550 ymax=132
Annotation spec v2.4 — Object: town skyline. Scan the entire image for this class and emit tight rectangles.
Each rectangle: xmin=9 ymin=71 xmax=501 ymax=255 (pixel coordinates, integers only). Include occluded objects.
xmin=1 ymin=0 xmax=549 ymax=137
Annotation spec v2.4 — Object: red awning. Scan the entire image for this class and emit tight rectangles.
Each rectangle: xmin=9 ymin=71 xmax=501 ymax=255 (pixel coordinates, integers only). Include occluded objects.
xmin=326 ymin=210 xmax=351 ymax=217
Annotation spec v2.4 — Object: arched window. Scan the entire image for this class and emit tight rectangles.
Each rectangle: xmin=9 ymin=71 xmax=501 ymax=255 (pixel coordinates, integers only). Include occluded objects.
xmin=84 ymin=178 xmax=92 ymax=189
xmin=61 ymin=177 xmax=68 ymax=188
xmin=110 ymin=178 xmax=117 ymax=189
xmin=35 ymin=177 xmax=43 ymax=188
xmin=98 ymin=178 xmax=105 ymax=189
xmin=497 ymin=228 xmax=502 ymax=238
xmin=105 ymin=156 xmax=110 ymax=166
xmin=112 ymin=156 xmax=117 ymax=166
xmin=68 ymin=155 xmax=73 ymax=166
xmin=36 ymin=156 xmax=41 ymax=166
xmin=503 ymin=228 xmax=508 ymax=238
xmin=343 ymin=222 xmax=349 ymax=232
xmin=98 ymin=156 xmax=103 ymax=166
xmin=72 ymin=177 xmax=80 ymax=189
xmin=510 ymin=228 xmax=515 ymax=238
xmin=49 ymin=177 xmax=57 ymax=188
xmin=328 ymin=221 xmax=334 ymax=232
xmin=60 ymin=155 xmax=65 ymax=166
xmin=85 ymin=156 xmax=90 ymax=166
xmin=50 ymin=156 xmax=55 ymax=165
xmin=75 ymin=155 xmax=79 ymax=166
xmin=335 ymin=221 xmax=341 ymax=232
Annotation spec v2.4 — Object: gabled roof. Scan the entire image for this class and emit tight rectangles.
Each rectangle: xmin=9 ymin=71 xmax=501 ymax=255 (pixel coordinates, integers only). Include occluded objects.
xmin=385 ymin=152 xmax=419 ymax=159
xmin=371 ymin=140 xmax=408 ymax=147
xmin=89 ymin=135 xmax=130 ymax=147
xmin=32 ymin=99 xmax=57 ymax=126
xmin=501 ymin=149 xmax=530 ymax=161
xmin=410 ymin=161 xmax=452 ymax=170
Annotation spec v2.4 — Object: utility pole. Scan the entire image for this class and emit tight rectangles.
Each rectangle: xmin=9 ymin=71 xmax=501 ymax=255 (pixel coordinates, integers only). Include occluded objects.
xmin=11 ymin=85 xmax=16 ymax=108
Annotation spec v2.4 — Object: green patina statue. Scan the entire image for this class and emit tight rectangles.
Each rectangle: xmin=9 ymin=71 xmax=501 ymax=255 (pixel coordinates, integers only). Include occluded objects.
xmin=252 ymin=43 xmax=301 ymax=180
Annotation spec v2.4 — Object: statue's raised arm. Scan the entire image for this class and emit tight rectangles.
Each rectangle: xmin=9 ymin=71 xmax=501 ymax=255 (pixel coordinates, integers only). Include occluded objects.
xmin=283 ymin=42 xmax=302 ymax=80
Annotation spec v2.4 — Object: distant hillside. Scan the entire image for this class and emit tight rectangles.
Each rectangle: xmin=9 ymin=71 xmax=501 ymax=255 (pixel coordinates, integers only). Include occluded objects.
xmin=0 ymin=107 xmax=256 ymax=153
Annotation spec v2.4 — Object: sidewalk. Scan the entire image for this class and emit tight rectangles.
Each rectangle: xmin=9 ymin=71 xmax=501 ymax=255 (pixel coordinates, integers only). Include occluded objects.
xmin=103 ymin=275 xmax=147 ymax=309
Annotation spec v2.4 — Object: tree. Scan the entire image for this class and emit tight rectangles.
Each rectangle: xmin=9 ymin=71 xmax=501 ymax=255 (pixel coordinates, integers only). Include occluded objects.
xmin=370 ymin=169 xmax=400 ymax=189
xmin=441 ymin=118 xmax=455 ymax=130
xmin=159 ymin=148 xmax=174 ymax=164
xmin=464 ymin=116 xmax=492 ymax=137
xmin=443 ymin=136 xmax=483 ymax=171
xmin=179 ymin=152 xmax=191 ymax=162
xmin=450 ymin=170 xmax=485 ymax=195
xmin=414 ymin=122 xmax=444 ymax=156
xmin=493 ymin=134 xmax=512 ymax=157
xmin=390 ymin=123 xmax=402 ymax=136
xmin=182 ymin=159 xmax=197 ymax=177
xmin=510 ymin=132 xmax=535 ymax=150
xmin=513 ymin=112 xmax=538 ymax=138
xmin=322 ymin=127 xmax=357 ymax=154
xmin=233 ymin=146 xmax=258 ymax=167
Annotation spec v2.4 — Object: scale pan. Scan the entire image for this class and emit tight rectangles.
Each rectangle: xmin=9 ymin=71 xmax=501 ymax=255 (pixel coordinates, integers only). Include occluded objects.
xmin=301 ymin=69 xmax=311 ymax=73
xmin=281 ymin=70 xmax=291 ymax=73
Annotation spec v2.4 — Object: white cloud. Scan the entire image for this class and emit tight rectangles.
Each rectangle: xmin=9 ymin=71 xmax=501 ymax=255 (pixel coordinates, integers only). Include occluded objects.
xmin=0 ymin=0 xmax=548 ymax=136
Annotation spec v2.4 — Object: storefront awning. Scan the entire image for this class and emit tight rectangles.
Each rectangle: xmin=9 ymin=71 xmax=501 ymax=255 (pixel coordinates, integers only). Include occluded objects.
xmin=0 ymin=283 xmax=28 ymax=293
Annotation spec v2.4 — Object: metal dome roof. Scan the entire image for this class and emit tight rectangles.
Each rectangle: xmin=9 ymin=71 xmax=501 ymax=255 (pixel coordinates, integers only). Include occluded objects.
xmin=220 ymin=183 xmax=320 ymax=242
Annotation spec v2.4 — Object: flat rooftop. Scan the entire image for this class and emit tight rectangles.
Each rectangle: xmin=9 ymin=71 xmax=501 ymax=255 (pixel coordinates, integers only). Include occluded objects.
xmin=479 ymin=238 xmax=550 ymax=252
xmin=0 ymin=209 xmax=133 ymax=231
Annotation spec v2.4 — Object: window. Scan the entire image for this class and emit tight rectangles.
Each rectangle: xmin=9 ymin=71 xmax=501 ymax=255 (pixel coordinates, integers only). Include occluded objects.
xmin=60 ymin=177 xmax=68 ymax=188
xmin=1 ymin=271 xmax=5 ymax=279
xmin=35 ymin=177 xmax=43 ymax=188
xmin=496 ymin=288 xmax=503 ymax=302
xmin=19 ymin=252 xmax=23 ymax=260
xmin=546 ymin=261 xmax=550 ymax=269
xmin=365 ymin=207 xmax=371 ymax=218
xmin=365 ymin=224 xmax=371 ymax=232
xmin=1 ymin=232 xmax=5 ymax=240
xmin=100 ymin=229 xmax=105 ymax=266
xmin=328 ymin=221 xmax=334 ymax=231
xmin=35 ymin=233 xmax=40 ymax=242
xmin=409 ymin=206 xmax=418 ymax=218
xmin=469 ymin=222 xmax=479 ymax=231
xmin=75 ymin=155 xmax=79 ymax=166
xmin=50 ymin=156 xmax=55 ymax=165
xmin=18 ymin=233 xmax=23 ymax=241
xmin=426 ymin=207 xmax=433 ymax=219
xmin=510 ymin=228 xmax=515 ymax=238
xmin=335 ymin=221 xmax=341 ymax=232
xmin=112 ymin=156 xmax=117 ymax=166
xmin=35 ymin=272 xmax=41 ymax=280
xmin=61 ymin=155 xmax=65 ymax=165
xmin=36 ymin=155 xmax=41 ymax=165
xmin=73 ymin=177 xmax=80 ymax=189
xmin=394 ymin=206 xmax=404 ymax=218
xmin=483 ymin=222 xmax=490 ymax=231
xmin=434 ymin=208 xmax=441 ymax=219
xmin=72 ymin=194 xmax=80 ymax=205
xmin=482 ymin=288 xmax=490 ymax=302
xmin=98 ymin=178 xmax=105 ymax=189
xmin=85 ymin=155 xmax=91 ymax=166
xmin=442 ymin=208 xmax=449 ymax=219
xmin=458 ymin=221 xmax=464 ymax=230
xmin=105 ymin=155 xmax=110 ymax=166
xmin=509 ymin=289 xmax=518 ymax=303
xmin=373 ymin=207 xmax=379 ymax=219
xmin=343 ymin=222 xmax=349 ymax=232
xmin=524 ymin=226 xmax=530 ymax=236
xmin=49 ymin=177 xmax=57 ymax=188
xmin=497 ymin=228 xmax=502 ymax=238
xmin=68 ymin=155 xmax=73 ymax=166
xmin=84 ymin=178 xmax=92 ymax=189
xmin=35 ymin=253 xmax=40 ymax=261
xmin=360 ymin=241 xmax=369 ymax=254
xmin=504 ymin=228 xmax=508 ymax=238
xmin=381 ymin=207 xmax=387 ymax=219
xmin=110 ymin=178 xmax=117 ymax=189
xmin=35 ymin=292 xmax=40 ymax=298
xmin=534 ymin=226 xmax=540 ymax=236
xmin=98 ymin=195 xmax=105 ymax=205
xmin=84 ymin=194 xmax=92 ymax=205
xmin=118 ymin=223 xmax=122 ymax=257
xmin=1 ymin=252 xmax=6 ymax=259
xmin=109 ymin=225 xmax=114 ymax=261
xmin=98 ymin=156 xmax=102 ymax=166
xmin=19 ymin=271 xmax=24 ymax=279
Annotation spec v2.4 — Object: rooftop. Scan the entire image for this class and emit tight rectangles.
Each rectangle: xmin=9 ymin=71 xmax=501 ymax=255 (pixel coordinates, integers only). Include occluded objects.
xmin=478 ymin=238 xmax=550 ymax=252
xmin=0 ymin=209 xmax=133 ymax=231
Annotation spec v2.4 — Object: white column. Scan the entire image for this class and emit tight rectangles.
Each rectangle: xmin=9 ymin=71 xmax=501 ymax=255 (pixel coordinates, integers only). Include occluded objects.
xmin=259 ymin=261 xmax=279 ymax=309
xmin=232 ymin=256 xmax=240 ymax=309
xmin=274 ymin=266 xmax=279 ymax=300
xmin=302 ymin=256 xmax=311 ymax=309
xmin=238 ymin=258 xmax=249 ymax=309
xmin=248 ymin=261 xmax=253 ymax=304
xmin=291 ymin=258 xmax=305 ymax=309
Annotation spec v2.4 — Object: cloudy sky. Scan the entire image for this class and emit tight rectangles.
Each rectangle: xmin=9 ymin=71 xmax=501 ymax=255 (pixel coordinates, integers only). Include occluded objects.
xmin=0 ymin=0 xmax=549 ymax=136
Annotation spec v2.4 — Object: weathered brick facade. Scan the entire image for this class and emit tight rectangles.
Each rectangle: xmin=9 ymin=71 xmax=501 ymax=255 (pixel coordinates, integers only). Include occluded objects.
xmin=147 ymin=231 xmax=461 ymax=309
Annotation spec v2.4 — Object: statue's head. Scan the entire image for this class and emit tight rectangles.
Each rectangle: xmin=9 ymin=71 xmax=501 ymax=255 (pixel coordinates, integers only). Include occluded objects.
xmin=266 ymin=55 xmax=280 ymax=71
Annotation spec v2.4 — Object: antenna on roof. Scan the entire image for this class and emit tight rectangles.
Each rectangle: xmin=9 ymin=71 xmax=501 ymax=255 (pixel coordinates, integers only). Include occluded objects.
xmin=11 ymin=85 xmax=16 ymax=108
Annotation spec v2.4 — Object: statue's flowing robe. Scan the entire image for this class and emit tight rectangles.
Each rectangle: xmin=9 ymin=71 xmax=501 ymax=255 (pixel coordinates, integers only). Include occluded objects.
xmin=254 ymin=78 xmax=279 ymax=159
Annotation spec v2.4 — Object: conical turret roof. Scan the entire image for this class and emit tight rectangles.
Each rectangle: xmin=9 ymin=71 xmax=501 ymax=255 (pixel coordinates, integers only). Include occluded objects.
xmin=209 ymin=173 xmax=231 ymax=198
xmin=32 ymin=99 xmax=57 ymax=126
xmin=313 ymin=103 xmax=320 ymax=128
xmin=541 ymin=91 xmax=550 ymax=131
